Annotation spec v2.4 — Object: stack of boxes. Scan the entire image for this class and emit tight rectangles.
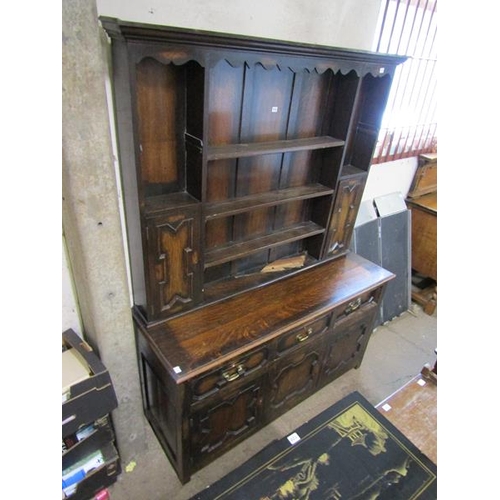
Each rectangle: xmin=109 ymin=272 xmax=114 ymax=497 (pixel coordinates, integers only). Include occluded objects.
xmin=62 ymin=329 xmax=121 ymax=499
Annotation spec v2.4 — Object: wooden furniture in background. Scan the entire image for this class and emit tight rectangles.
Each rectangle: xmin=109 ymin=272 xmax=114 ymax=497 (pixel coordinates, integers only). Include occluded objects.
xmin=407 ymin=154 xmax=437 ymax=314
xmin=376 ymin=369 xmax=437 ymax=465
xmin=101 ymin=18 xmax=405 ymax=483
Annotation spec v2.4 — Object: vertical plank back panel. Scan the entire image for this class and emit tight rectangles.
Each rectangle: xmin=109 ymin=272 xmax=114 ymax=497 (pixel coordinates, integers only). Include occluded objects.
xmin=206 ymin=60 xmax=245 ymax=250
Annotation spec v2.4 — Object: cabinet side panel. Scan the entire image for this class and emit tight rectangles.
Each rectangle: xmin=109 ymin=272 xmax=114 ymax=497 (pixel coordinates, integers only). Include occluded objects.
xmin=344 ymin=74 xmax=392 ymax=172
xmin=326 ymin=70 xmax=360 ymax=140
xmin=110 ymin=42 xmax=147 ymax=308
xmin=186 ymin=61 xmax=205 ymax=140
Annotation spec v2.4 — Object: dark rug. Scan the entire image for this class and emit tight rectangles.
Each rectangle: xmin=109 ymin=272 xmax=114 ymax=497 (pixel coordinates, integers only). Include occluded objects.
xmin=190 ymin=391 xmax=436 ymax=499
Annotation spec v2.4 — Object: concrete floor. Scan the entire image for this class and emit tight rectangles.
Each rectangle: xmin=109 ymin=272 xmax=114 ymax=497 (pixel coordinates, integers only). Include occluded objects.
xmin=107 ymin=302 xmax=437 ymax=500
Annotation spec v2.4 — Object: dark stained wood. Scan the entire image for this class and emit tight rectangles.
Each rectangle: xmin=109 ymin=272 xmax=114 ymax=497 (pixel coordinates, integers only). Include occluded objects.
xmin=135 ymin=253 xmax=393 ymax=482
xmin=144 ymin=192 xmax=200 ymax=216
xmin=204 ymin=184 xmax=333 ymax=220
xmin=320 ymin=301 xmax=378 ymax=385
xmin=341 ymin=164 xmax=365 ymax=177
xmin=267 ymin=336 xmax=323 ymax=420
xmin=100 ymin=17 xmax=407 ymax=74
xmin=103 ymin=19 xmax=405 ymax=482
xmin=343 ymin=74 xmax=393 ymax=172
xmin=189 ymin=377 xmax=265 ymax=471
xmin=207 ymin=136 xmax=345 ymax=160
xmin=136 ymin=58 xmax=185 ymax=193
xmin=204 ymin=221 xmax=325 ymax=268
xmin=323 ymin=174 xmax=367 ymax=257
xmin=140 ymin=253 xmax=394 ymax=383
xmin=145 ymin=206 xmax=203 ymax=318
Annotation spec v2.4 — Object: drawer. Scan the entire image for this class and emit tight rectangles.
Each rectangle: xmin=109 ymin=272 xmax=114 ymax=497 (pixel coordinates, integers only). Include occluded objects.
xmin=190 ymin=344 xmax=271 ymax=403
xmin=276 ymin=314 xmax=330 ymax=355
xmin=333 ymin=289 xmax=379 ymax=322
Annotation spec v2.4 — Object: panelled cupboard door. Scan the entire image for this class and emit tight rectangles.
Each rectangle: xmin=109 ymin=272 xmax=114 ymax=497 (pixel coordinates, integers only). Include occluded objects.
xmin=267 ymin=338 xmax=323 ymax=421
xmin=323 ymin=175 xmax=366 ymax=257
xmin=320 ymin=301 xmax=378 ymax=385
xmin=189 ymin=378 xmax=265 ymax=471
xmin=145 ymin=206 xmax=202 ymax=319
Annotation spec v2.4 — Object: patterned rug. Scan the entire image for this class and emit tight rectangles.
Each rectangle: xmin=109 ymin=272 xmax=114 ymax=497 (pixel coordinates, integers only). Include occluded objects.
xmin=190 ymin=391 xmax=436 ymax=499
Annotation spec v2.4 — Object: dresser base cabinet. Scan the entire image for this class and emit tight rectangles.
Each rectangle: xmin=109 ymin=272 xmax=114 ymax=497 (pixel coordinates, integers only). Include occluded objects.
xmin=135 ymin=254 xmax=393 ymax=483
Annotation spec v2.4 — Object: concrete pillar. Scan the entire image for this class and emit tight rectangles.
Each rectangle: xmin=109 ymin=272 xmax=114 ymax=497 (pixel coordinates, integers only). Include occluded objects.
xmin=62 ymin=0 xmax=147 ymax=462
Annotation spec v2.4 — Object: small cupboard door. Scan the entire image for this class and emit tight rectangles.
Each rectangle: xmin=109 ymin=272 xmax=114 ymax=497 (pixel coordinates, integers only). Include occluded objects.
xmin=323 ymin=174 xmax=366 ymax=257
xmin=266 ymin=337 xmax=323 ymax=421
xmin=189 ymin=378 xmax=265 ymax=471
xmin=320 ymin=301 xmax=378 ymax=386
xmin=146 ymin=206 xmax=202 ymax=319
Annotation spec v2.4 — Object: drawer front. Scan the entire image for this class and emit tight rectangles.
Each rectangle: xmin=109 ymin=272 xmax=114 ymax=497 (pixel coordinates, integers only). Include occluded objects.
xmin=333 ymin=289 xmax=380 ymax=322
xmin=190 ymin=344 xmax=271 ymax=404
xmin=276 ymin=314 xmax=330 ymax=355
xmin=189 ymin=378 xmax=265 ymax=471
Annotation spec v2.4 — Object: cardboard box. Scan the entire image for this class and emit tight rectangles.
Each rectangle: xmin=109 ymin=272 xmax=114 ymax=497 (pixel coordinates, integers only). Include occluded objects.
xmin=62 ymin=329 xmax=118 ymax=437
xmin=62 ymin=416 xmax=115 ymax=472
xmin=63 ymin=441 xmax=121 ymax=500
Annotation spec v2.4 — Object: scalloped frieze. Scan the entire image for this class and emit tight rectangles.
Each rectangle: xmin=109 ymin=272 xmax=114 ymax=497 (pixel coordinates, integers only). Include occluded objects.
xmin=104 ymin=17 xmax=406 ymax=77
xmin=131 ymin=42 xmax=395 ymax=78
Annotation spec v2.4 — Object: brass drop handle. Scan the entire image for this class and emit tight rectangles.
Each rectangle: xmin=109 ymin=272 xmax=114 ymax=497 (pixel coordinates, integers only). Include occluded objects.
xmin=222 ymin=364 xmax=245 ymax=382
xmin=345 ymin=297 xmax=362 ymax=315
xmin=296 ymin=328 xmax=313 ymax=343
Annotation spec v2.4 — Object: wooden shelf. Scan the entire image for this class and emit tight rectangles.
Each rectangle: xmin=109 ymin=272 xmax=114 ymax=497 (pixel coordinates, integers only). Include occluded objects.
xmin=144 ymin=192 xmax=200 ymax=217
xmin=205 ymin=184 xmax=334 ymax=220
xmin=204 ymin=221 xmax=325 ymax=268
xmin=340 ymin=165 xmax=367 ymax=178
xmin=207 ymin=136 xmax=345 ymax=161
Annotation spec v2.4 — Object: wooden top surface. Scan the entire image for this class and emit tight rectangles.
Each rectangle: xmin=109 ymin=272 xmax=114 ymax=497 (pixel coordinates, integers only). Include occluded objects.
xmin=407 ymin=192 xmax=437 ymax=213
xmin=377 ymin=373 xmax=437 ymax=464
xmin=138 ymin=253 xmax=394 ymax=383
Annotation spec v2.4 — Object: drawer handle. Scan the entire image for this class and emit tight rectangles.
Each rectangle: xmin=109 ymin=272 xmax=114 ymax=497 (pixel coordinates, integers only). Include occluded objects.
xmin=345 ymin=297 xmax=362 ymax=315
xmin=296 ymin=328 xmax=312 ymax=343
xmin=222 ymin=364 xmax=245 ymax=382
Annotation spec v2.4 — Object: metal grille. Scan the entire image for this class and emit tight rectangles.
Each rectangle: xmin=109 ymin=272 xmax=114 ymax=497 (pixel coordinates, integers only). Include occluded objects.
xmin=372 ymin=0 xmax=437 ymax=164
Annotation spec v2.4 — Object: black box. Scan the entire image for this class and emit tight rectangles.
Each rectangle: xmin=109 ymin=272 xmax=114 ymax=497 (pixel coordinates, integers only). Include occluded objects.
xmin=63 ymin=441 xmax=121 ymax=500
xmin=62 ymin=329 xmax=118 ymax=437
xmin=62 ymin=416 xmax=115 ymax=471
